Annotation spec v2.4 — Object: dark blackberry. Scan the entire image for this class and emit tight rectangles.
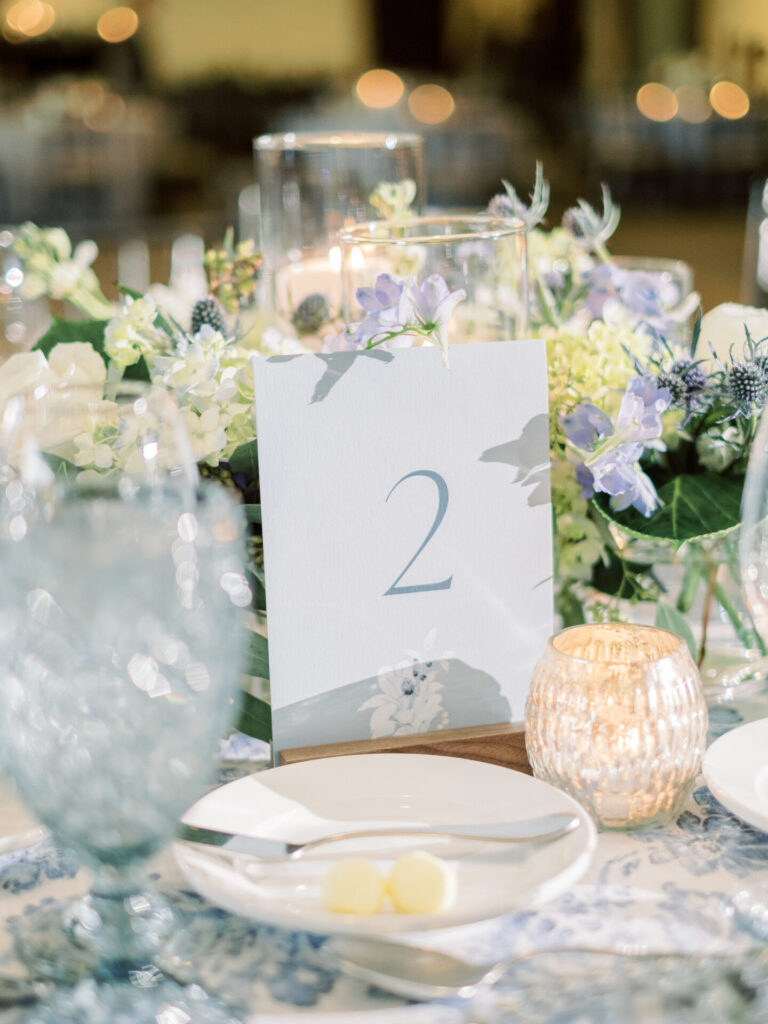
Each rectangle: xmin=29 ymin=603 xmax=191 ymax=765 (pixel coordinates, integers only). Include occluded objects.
xmin=291 ymin=293 xmax=329 ymax=335
xmin=191 ymin=296 xmax=227 ymax=335
xmin=727 ymin=360 xmax=768 ymax=413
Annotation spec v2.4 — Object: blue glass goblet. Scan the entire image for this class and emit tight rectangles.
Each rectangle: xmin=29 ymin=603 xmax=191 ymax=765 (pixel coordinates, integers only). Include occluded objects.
xmin=0 ymin=383 xmax=250 ymax=1009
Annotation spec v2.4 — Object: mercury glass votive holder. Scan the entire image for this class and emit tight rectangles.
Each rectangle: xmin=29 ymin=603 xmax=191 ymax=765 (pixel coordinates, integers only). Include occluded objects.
xmin=525 ymin=623 xmax=708 ymax=830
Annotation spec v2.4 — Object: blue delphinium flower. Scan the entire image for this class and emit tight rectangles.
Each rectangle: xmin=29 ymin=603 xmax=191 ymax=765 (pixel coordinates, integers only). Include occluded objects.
xmin=356 ymin=273 xmax=413 ymax=321
xmin=337 ymin=272 xmax=466 ymax=367
xmin=561 ymin=402 xmax=613 ymax=450
xmin=583 ymin=264 xmax=699 ymax=348
xmin=563 ymin=375 xmax=671 ymax=517
xmin=618 ymin=271 xmax=668 ymax=319
xmin=351 ymin=274 xmax=415 ymax=348
xmin=409 ymin=274 xmax=466 ymax=329
xmin=582 ymin=263 xmax=623 ymax=319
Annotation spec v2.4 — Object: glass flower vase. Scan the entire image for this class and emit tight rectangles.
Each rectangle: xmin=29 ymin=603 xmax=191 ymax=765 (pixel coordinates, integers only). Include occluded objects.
xmin=340 ymin=214 xmax=529 ymax=343
xmin=590 ymin=531 xmax=767 ymax=701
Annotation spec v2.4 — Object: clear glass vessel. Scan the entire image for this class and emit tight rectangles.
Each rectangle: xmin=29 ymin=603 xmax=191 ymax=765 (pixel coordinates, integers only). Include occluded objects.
xmin=0 ymin=383 xmax=250 ymax=1013
xmin=525 ymin=623 xmax=708 ymax=830
xmin=740 ymin=403 xmax=768 ymax=658
xmin=340 ymin=214 xmax=529 ymax=343
xmin=254 ymin=131 xmax=424 ymax=338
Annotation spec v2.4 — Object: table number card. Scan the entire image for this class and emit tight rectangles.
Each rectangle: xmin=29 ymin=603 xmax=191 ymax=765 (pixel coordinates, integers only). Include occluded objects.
xmin=252 ymin=342 xmax=552 ymax=757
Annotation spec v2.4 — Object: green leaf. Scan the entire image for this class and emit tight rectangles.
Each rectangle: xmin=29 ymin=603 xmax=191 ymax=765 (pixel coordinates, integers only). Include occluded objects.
xmin=35 ymin=316 xmax=109 ymax=357
xmin=229 ymin=439 xmax=259 ymax=477
xmin=676 ymin=560 xmax=703 ymax=614
xmin=655 ymin=601 xmax=697 ymax=660
xmin=247 ymin=565 xmax=266 ymax=612
xmin=243 ymin=504 xmax=261 ymax=523
xmin=245 ymin=629 xmax=269 ymax=679
xmin=690 ymin=307 xmax=702 ymax=357
xmin=34 ymin=316 xmax=150 ymax=381
xmin=595 ymin=473 xmax=743 ymax=545
xmin=591 ymin=552 xmax=659 ymax=602
xmin=234 ymin=690 xmax=272 ymax=742
xmin=713 ymin=580 xmax=767 ymax=656
xmin=556 ymin=586 xmax=586 ymax=627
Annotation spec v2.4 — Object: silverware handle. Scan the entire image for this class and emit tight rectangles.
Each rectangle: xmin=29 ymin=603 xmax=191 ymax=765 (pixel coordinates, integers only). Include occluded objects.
xmin=296 ymin=813 xmax=579 ymax=854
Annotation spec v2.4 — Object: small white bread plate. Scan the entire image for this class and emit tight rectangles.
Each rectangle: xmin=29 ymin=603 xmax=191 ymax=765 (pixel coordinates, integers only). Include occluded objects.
xmin=703 ymin=718 xmax=768 ymax=833
xmin=174 ymin=753 xmax=596 ymax=935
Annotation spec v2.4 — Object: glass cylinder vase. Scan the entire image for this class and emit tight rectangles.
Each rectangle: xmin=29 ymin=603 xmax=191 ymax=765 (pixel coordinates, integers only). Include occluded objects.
xmin=340 ymin=215 xmax=529 ymax=343
xmin=525 ymin=623 xmax=708 ymax=830
xmin=254 ymin=131 xmax=424 ymax=340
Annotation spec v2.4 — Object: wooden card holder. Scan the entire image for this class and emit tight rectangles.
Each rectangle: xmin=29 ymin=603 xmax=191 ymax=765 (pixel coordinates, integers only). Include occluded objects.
xmin=278 ymin=721 xmax=531 ymax=774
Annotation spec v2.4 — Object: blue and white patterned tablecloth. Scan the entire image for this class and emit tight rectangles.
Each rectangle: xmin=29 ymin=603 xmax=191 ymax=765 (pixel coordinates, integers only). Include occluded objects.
xmin=3 ymin=702 xmax=768 ymax=1024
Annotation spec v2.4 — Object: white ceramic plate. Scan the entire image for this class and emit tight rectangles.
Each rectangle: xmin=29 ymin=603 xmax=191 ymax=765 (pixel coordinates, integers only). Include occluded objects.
xmin=703 ymin=718 xmax=768 ymax=833
xmin=174 ymin=753 xmax=596 ymax=935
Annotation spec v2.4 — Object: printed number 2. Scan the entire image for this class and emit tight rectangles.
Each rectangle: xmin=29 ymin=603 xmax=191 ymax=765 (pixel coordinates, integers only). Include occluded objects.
xmin=384 ymin=470 xmax=453 ymax=596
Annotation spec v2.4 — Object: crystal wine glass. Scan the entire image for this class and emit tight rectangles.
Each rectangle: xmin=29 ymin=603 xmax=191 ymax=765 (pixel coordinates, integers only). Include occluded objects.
xmin=0 ymin=381 xmax=250 ymax=1015
xmin=740 ymin=408 xmax=768 ymax=653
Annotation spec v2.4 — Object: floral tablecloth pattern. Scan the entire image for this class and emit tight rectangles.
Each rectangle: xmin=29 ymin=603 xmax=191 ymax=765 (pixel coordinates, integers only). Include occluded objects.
xmin=3 ymin=701 xmax=768 ymax=1023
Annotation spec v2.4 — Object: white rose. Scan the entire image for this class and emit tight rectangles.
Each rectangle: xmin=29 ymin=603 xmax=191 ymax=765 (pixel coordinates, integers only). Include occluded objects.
xmin=698 ymin=303 xmax=768 ymax=367
xmin=0 ymin=351 xmax=55 ymax=405
xmin=48 ymin=342 xmax=107 ymax=388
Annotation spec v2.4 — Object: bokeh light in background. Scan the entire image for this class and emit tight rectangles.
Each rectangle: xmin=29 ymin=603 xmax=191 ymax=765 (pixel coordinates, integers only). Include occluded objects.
xmin=408 ymin=84 xmax=455 ymax=124
xmin=4 ymin=0 xmax=55 ymax=40
xmin=355 ymin=69 xmax=404 ymax=109
xmin=83 ymin=92 xmax=126 ymax=131
xmin=675 ymin=84 xmax=711 ymax=123
xmin=709 ymin=80 xmax=750 ymax=119
xmin=636 ymin=82 xmax=678 ymax=122
xmin=65 ymin=80 xmax=106 ymax=120
xmin=97 ymin=6 xmax=139 ymax=44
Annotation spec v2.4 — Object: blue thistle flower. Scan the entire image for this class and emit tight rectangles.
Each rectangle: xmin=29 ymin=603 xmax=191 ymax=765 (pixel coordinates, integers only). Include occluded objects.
xmin=727 ymin=359 xmax=768 ymax=415
xmin=190 ymin=296 xmax=226 ymax=335
xmin=488 ymin=194 xmax=516 ymax=218
xmin=488 ymin=162 xmax=550 ymax=229
xmin=291 ymin=292 xmax=330 ymax=335
xmin=656 ymin=359 xmax=709 ymax=415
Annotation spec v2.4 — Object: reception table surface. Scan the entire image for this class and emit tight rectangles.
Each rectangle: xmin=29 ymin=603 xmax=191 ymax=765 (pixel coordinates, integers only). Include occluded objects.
xmin=2 ymin=693 xmax=768 ymax=1023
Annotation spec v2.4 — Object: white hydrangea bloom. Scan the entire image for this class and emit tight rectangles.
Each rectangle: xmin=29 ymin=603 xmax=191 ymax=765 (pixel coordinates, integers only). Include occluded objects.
xmin=258 ymin=327 xmax=308 ymax=356
xmin=105 ymin=295 xmax=167 ymax=368
xmin=179 ymin=405 xmax=228 ymax=464
xmin=73 ymin=430 xmax=113 ymax=470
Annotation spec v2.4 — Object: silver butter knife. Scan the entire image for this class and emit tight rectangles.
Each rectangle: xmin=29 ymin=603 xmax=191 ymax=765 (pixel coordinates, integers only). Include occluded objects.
xmin=178 ymin=812 xmax=580 ymax=861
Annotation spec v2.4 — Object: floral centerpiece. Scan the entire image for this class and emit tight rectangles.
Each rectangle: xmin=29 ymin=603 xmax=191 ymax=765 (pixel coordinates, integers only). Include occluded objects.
xmin=490 ymin=166 xmax=768 ymax=678
xmin=5 ymin=168 xmax=768 ymax=735
xmin=3 ymin=219 xmax=463 ymax=741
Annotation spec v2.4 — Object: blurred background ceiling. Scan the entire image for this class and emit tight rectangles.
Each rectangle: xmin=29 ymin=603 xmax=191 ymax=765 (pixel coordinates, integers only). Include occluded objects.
xmin=1 ymin=0 xmax=768 ymax=307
